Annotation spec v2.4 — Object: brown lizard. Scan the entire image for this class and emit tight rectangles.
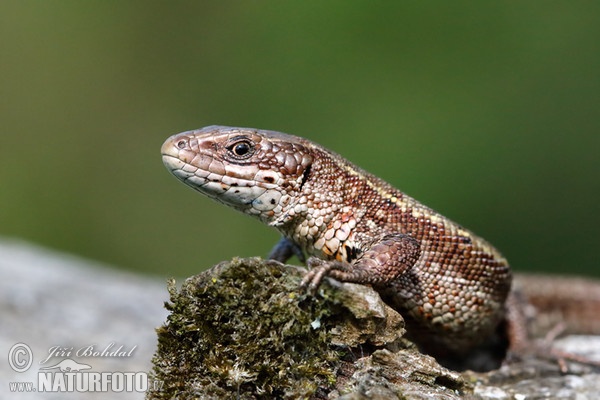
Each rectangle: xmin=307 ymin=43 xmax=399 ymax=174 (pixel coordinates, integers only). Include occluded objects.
xmin=161 ymin=125 xmax=599 ymax=368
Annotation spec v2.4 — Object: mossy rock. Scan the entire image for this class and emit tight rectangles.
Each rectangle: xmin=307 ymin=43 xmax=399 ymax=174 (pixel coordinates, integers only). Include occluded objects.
xmin=147 ymin=257 xmax=469 ymax=399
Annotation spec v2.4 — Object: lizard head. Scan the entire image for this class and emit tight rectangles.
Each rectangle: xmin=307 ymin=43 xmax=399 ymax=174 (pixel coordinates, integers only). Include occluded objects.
xmin=161 ymin=125 xmax=314 ymax=224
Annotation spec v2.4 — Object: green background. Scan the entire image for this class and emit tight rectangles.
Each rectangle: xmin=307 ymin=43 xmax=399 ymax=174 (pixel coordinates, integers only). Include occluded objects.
xmin=1 ymin=2 xmax=598 ymax=278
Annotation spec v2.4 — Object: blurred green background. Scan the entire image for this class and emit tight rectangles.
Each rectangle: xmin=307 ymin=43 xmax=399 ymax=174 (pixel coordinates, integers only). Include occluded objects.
xmin=1 ymin=1 xmax=598 ymax=278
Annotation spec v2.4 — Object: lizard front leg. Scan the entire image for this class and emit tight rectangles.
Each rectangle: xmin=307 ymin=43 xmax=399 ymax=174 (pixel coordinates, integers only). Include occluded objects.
xmin=268 ymin=237 xmax=306 ymax=264
xmin=301 ymin=233 xmax=421 ymax=290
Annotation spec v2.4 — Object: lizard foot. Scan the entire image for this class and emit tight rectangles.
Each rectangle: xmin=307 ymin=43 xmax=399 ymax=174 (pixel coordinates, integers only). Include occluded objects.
xmin=512 ymin=325 xmax=600 ymax=373
xmin=300 ymin=234 xmax=420 ymax=292
xmin=300 ymin=257 xmax=352 ymax=292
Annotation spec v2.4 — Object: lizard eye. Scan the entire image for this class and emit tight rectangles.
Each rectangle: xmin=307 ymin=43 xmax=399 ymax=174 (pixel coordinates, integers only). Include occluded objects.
xmin=227 ymin=140 xmax=254 ymax=158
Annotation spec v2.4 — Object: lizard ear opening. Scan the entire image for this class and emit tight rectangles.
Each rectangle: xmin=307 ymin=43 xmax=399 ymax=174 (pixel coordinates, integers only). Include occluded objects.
xmin=299 ymin=164 xmax=312 ymax=190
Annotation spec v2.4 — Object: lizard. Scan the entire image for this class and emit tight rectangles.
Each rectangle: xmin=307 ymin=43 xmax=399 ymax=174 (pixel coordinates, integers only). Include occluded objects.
xmin=160 ymin=125 xmax=599 ymax=366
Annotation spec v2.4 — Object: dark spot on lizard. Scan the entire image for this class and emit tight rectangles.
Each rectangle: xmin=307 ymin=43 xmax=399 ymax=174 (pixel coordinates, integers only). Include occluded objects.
xmin=345 ymin=245 xmax=360 ymax=262
xmin=264 ymin=176 xmax=275 ymax=183
xmin=270 ymin=198 xmax=276 ymax=205
xmin=459 ymin=236 xmax=472 ymax=244
xmin=299 ymin=164 xmax=312 ymax=190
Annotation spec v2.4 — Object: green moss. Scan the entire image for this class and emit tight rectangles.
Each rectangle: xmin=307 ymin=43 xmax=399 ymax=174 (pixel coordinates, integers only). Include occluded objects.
xmin=147 ymin=258 xmax=345 ymax=399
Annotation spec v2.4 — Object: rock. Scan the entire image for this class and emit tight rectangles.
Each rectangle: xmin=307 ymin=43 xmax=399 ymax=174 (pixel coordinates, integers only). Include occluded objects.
xmin=469 ymin=360 xmax=600 ymax=399
xmin=148 ymin=257 xmax=600 ymax=399
xmin=0 ymin=238 xmax=168 ymax=399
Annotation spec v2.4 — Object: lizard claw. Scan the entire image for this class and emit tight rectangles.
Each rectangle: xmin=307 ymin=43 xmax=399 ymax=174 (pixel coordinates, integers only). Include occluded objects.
xmin=300 ymin=258 xmax=333 ymax=292
xmin=300 ymin=257 xmax=359 ymax=292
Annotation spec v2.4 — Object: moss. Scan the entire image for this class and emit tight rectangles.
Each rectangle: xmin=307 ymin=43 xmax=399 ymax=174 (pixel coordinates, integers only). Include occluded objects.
xmin=147 ymin=258 xmax=344 ymax=399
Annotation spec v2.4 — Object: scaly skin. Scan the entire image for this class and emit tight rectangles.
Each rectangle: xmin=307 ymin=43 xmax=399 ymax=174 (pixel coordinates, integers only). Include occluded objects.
xmin=161 ymin=125 xmax=512 ymax=354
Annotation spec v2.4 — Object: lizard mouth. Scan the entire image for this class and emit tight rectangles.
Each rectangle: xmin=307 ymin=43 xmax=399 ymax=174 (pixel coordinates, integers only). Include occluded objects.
xmin=162 ymin=152 xmax=281 ymax=212
xmin=162 ymin=154 xmax=269 ymax=190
